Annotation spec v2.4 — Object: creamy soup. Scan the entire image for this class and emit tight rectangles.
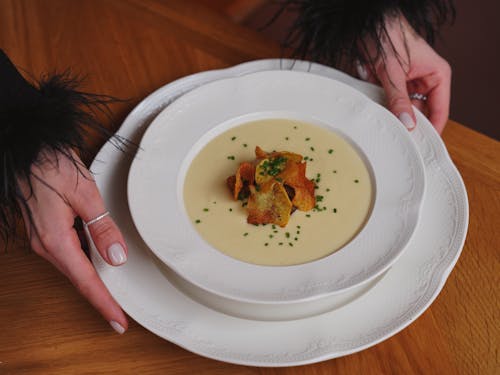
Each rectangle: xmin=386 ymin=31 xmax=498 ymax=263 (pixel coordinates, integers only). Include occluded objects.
xmin=183 ymin=119 xmax=372 ymax=266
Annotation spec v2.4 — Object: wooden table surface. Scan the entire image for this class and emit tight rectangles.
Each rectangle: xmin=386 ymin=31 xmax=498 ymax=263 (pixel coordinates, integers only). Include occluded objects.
xmin=0 ymin=1 xmax=498 ymax=374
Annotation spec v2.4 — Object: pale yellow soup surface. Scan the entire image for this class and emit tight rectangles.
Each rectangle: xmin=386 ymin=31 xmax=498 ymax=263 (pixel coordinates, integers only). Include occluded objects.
xmin=183 ymin=119 xmax=372 ymax=266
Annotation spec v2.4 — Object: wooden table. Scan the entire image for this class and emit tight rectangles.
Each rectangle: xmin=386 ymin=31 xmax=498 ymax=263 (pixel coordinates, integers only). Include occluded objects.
xmin=1 ymin=1 xmax=498 ymax=374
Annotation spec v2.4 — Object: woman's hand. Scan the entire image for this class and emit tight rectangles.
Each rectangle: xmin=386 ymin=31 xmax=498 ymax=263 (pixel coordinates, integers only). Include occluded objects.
xmin=18 ymin=149 xmax=128 ymax=334
xmin=357 ymin=14 xmax=452 ymax=134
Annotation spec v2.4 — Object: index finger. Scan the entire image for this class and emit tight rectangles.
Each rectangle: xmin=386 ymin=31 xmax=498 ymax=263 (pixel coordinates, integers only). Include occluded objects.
xmin=52 ymin=230 xmax=128 ymax=334
xmin=376 ymin=61 xmax=416 ymax=130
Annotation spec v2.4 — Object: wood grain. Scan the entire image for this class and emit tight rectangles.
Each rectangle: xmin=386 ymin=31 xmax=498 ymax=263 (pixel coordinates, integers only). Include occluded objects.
xmin=0 ymin=1 xmax=498 ymax=374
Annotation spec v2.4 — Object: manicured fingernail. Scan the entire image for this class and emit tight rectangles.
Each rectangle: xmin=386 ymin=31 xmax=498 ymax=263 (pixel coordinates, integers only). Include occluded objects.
xmin=108 ymin=243 xmax=127 ymax=266
xmin=356 ymin=62 xmax=369 ymax=81
xmin=110 ymin=320 xmax=126 ymax=334
xmin=399 ymin=112 xmax=416 ymax=130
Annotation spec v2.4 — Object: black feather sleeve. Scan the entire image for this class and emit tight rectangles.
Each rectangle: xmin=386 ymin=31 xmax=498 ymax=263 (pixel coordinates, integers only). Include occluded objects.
xmin=280 ymin=0 xmax=455 ymax=69
xmin=0 ymin=49 xmax=127 ymax=238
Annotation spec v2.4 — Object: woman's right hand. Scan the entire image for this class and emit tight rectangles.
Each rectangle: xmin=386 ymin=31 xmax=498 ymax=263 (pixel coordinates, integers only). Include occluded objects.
xmin=18 ymin=149 xmax=129 ymax=334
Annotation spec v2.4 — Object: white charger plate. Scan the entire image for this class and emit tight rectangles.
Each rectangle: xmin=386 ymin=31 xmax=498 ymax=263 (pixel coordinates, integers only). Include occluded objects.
xmin=90 ymin=59 xmax=468 ymax=367
xmin=127 ymin=70 xmax=425 ymax=303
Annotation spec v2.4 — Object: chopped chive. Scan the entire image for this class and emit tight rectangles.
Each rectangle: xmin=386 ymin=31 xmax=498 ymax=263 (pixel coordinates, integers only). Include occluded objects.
xmin=296 ymin=225 xmax=301 ymax=229
xmin=293 ymin=126 xmax=298 ymax=129
xmin=309 ymin=158 xmax=314 ymax=161
xmin=333 ymin=208 xmax=337 ymax=213
xmin=294 ymin=237 xmax=298 ymax=241
xmin=326 ymin=188 xmax=330 ymax=192
xmin=285 ymin=137 xmax=289 ymax=140
xmin=296 ymin=231 xmax=300 ymax=235
xmin=243 ymin=232 xmax=248 ymax=236
xmin=279 ymin=242 xmax=284 ymax=246
xmin=316 ymin=195 xmax=324 ymax=202
xmin=304 ymin=156 xmax=309 ymax=161
xmin=333 ymin=170 xmax=337 ymax=173
xmin=229 ymin=208 xmax=233 ymax=212
xmin=289 ymin=242 xmax=294 ymax=247
xmin=227 ymin=155 xmax=235 ymax=160
xmin=265 ymin=243 xmax=269 ymax=246
xmin=231 ymin=136 xmax=236 ymax=141
xmin=354 ymin=179 xmax=359 ymax=183
xmin=269 ymin=234 xmax=274 ymax=238
xmin=273 ymin=230 xmax=278 ymax=234
xmin=328 ymin=149 xmax=334 ymax=154
xmin=310 ymin=146 xmax=315 ymax=151
xmin=243 ymin=143 xmax=248 ymax=147
xmin=285 ymin=232 xmax=290 ymax=238
xmin=203 ymin=208 xmax=209 ymax=212
xmin=272 ymin=224 xmax=276 ymax=229
xmin=306 ymin=214 xmax=311 ymax=218
xmin=195 ymin=219 xmax=201 ymax=224
xmin=305 ymin=137 xmax=310 ymax=141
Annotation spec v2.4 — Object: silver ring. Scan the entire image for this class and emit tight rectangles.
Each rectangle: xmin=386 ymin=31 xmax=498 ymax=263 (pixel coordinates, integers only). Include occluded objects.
xmin=84 ymin=211 xmax=110 ymax=227
xmin=409 ymin=93 xmax=428 ymax=101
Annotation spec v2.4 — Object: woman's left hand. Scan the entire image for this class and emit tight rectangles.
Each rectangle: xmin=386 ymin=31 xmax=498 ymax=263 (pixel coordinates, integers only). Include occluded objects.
xmin=357 ymin=14 xmax=452 ymax=134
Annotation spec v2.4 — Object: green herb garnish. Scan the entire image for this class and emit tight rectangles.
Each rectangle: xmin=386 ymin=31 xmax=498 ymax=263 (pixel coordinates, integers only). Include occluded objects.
xmin=260 ymin=156 xmax=287 ymax=177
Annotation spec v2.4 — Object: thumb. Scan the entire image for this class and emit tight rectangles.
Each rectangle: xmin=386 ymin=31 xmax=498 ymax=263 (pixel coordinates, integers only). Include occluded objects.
xmin=377 ymin=62 xmax=416 ymax=131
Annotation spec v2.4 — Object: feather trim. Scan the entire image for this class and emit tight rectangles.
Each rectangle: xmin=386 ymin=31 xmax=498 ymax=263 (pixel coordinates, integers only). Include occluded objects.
xmin=0 ymin=49 xmax=130 ymax=239
xmin=279 ymin=0 xmax=455 ymax=69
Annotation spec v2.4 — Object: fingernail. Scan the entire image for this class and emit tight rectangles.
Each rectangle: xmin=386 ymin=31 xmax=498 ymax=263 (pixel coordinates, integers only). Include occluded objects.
xmin=110 ymin=320 xmax=126 ymax=334
xmin=108 ymin=243 xmax=127 ymax=266
xmin=399 ymin=112 xmax=416 ymax=130
xmin=356 ymin=62 xmax=369 ymax=81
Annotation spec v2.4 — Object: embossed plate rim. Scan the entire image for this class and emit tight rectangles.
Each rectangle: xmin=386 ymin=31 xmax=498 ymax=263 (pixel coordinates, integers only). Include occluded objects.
xmin=90 ymin=59 xmax=468 ymax=366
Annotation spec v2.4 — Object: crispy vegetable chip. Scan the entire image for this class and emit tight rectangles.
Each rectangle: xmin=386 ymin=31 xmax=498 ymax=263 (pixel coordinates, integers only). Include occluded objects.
xmin=255 ymin=146 xmax=267 ymax=159
xmin=278 ymin=162 xmax=316 ymax=211
xmin=254 ymin=146 xmax=302 ymax=163
xmin=247 ymin=181 xmax=292 ymax=227
xmin=227 ymin=146 xmax=316 ymax=227
xmin=232 ymin=162 xmax=255 ymax=200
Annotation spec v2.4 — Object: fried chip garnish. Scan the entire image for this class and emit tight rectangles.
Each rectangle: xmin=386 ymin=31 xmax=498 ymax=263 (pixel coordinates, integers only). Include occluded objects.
xmin=278 ymin=162 xmax=316 ymax=211
xmin=247 ymin=181 xmax=292 ymax=227
xmin=227 ymin=146 xmax=316 ymax=227
xmin=232 ymin=162 xmax=255 ymax=200
xmin=254 ymin=146 xmax=302 ymax=163
xmin=255 ymin=146 xmax=267 ymax=159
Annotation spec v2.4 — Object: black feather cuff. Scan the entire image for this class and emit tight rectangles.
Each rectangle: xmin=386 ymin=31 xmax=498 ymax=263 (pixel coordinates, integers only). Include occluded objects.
xmin=0 ymin=49 xmax=126 ymax=238
xmin=280 ymin=0 xmax=455 ymax=68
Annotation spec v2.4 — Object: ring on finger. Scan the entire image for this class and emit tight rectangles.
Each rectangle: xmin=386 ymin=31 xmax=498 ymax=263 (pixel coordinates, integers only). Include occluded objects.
xmin=84 ymin=211 xmax=110 ymax=227
xmin=409 ymin=93 xmax=428 ymax=101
